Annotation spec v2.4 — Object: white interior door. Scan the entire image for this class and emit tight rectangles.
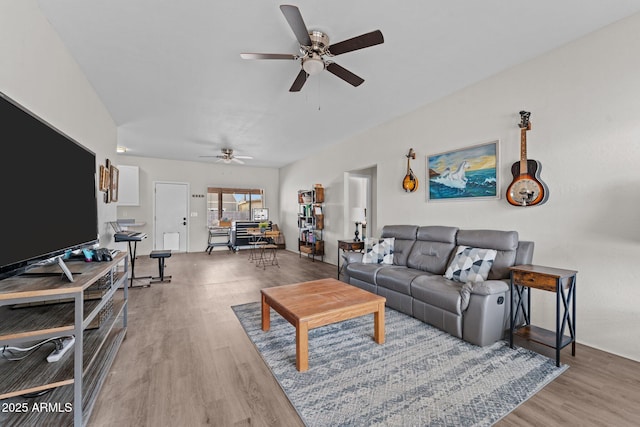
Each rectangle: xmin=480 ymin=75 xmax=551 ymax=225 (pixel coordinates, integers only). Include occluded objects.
xmin=154 ymin=182 xmax=189 ymax=252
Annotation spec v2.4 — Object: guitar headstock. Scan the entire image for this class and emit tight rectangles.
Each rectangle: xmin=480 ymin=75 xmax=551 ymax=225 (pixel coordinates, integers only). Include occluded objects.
xmin=519 ymin=111 xmax=531 ymax=130
xmin=406 ymin=148 xmax=416 ymax=159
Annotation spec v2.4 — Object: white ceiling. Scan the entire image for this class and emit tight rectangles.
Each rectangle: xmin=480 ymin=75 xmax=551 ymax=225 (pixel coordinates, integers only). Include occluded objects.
xmin=37 ymin=1 xmax=640 ymax=168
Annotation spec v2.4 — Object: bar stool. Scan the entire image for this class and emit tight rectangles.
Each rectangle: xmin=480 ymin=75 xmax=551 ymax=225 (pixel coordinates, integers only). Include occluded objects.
xmin=247 ymin=228 xmax=267 ymax=262
xmin=256 ymin=231 xmax=280 ymax=269
xmin=149 ymin=250 xmax=172 ymax=283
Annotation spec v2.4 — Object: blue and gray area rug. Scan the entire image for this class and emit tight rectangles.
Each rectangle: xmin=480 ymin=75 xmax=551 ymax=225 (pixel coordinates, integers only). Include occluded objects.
xmin=232 ymin=302 xmax=567 ymax=426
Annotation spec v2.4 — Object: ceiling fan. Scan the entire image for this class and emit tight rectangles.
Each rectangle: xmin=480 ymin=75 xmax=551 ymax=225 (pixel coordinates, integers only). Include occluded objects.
xmin=199 ymin=148 xmax=253 ymax=164
xmin=241 ymin=4 xmax=384 ymax=92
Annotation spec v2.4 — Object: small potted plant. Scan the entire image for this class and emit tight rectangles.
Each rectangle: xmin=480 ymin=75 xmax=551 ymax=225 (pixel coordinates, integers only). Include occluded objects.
xmin=259 ymin=221 xmax=269 ymax=232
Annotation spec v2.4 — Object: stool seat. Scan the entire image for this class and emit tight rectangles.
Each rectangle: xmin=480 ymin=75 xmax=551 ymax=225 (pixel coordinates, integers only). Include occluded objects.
xmin=150 ymin=250 xmax=172 ymax=259
xmin=149 ymin=250 xmax=172 ymax=283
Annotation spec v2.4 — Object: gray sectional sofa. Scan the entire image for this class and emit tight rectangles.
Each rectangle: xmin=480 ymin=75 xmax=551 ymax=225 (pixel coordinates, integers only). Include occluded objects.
xmin=341 ymin=225 xmax=534 ymax=346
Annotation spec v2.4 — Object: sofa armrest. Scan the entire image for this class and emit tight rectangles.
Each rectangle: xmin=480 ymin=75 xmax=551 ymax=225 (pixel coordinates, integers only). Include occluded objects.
xmin=469 ymin=280 xmax=509 ymax=296
xmin=343 ymin=251 xmax=364 ymax=264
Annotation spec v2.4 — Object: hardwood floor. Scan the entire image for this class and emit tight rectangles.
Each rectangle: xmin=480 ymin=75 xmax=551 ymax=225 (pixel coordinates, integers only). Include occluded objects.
xmin=89 ymin=250 xmax=640 ymax=426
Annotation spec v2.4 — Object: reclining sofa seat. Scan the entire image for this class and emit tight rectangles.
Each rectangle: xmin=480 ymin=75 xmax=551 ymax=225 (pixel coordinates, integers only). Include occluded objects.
xmin=376 ymin=226 xmax=458 ymax=315
xmin=346 ymin=225 xmax=418 ymax=295
xmin=344 ymin=225 xmax=534 ymax=346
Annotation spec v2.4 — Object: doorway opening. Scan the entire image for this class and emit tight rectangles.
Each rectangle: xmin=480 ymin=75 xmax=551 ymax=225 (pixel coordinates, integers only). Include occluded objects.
xmin=344 ymin=166 xmax=376 ymax=240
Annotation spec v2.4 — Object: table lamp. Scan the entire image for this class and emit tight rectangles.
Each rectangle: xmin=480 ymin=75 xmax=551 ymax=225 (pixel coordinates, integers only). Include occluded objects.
xmin=351 ymin=208 xmax=366 ymax=241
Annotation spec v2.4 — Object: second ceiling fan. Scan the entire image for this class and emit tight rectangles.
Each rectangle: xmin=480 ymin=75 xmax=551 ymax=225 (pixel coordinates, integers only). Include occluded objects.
xmin=241 ymin=4 xmax=384 ymax=92
xmin=200 ymin=148 xmax=253 ymax=164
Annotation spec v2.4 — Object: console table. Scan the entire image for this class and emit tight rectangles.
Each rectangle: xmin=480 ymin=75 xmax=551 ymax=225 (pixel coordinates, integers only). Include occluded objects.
xmin=0 ymin=253 xmax=129 ymax=426
xmin=509 ymin=264 xmax=577 ymax=367
xmin=337 ymin=239 xmax=364 ymax=279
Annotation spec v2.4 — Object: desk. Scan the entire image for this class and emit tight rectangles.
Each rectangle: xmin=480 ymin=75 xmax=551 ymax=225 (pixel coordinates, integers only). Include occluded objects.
xmin=117 ymin=220 xmax=146 ymax=228
xmin=337 ymin=239 xmax=364 ymax=279
xmin=509 ymin=264 xmax=577 ymax=367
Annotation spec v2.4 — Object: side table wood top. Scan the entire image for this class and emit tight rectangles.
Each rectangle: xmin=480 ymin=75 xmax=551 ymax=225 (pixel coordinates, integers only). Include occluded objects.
xmin=510 ymin=264 xmax=577 ymax=292
xmin=509 ymin=264 xmax=577 ymax=278
xmin=338 ymin=239 xmax=365 ymax=251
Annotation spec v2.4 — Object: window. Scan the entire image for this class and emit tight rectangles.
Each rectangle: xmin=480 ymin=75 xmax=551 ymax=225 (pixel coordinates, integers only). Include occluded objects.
xmin=207 ymin=187 xmax=264 ymax=227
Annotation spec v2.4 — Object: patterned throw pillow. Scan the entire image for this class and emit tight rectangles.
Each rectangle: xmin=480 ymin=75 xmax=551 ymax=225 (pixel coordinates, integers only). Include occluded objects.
xmin=444 ymin=245 xmax=497 ymax=283
xmin=361 ymin=237 xmax=395 ymax=264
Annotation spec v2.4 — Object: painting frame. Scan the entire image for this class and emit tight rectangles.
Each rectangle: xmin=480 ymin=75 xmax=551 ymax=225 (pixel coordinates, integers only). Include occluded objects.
xmin=426 ymin=140 xmax=500 ymax=202
xmin=109 ymin=165 xmax=119 ymax=203
xmin=98 ymin=164 xmax=110 ymax=192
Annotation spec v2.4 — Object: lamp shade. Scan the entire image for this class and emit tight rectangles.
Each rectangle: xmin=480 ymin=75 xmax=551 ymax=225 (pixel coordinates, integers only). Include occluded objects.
xmin=303 ymin=55 xmax=324 ymax=75
xmin=351 ymin=207 xmax=366 ymax=222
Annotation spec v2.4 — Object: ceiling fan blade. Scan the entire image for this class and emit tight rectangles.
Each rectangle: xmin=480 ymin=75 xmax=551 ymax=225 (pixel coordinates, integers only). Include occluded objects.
xmin=328 ymin=30 xmax=384 ymax=56
xmin=326 ymin=62 xmax=364 ymax=87
xmin=240 ymin=53 xmax=297 ymax=60
xmin=234 ymin=155 xmax=253 ymax=159
xmin=289 ymin=69 xmax=308 ymax=92
xmin=231 ymin=158 xmax=245 ymax=164
xmin=280 ymin=5 xmax=311 ymax=46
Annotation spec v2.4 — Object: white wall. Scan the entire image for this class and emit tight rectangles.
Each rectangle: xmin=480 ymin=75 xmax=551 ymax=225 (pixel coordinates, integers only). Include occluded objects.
xmin=280 ymin=13 xmax=640 ymax=361
xmin=0 ymin=0 xmax=118 ymax=245
xmin=4 ymin=0 xmax=637 ymax=361
xmin=114 ymin=155 xmax=280 ymax=255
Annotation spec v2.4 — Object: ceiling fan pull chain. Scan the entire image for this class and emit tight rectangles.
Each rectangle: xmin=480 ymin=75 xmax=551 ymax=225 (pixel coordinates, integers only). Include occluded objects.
xmin=317 ymin=76 xmax=321 ymax=111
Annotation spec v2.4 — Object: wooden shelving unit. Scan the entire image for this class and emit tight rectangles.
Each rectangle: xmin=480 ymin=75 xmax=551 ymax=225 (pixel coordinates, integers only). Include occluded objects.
xmin=298 ymin=186 xmax=324 ymax=262
xmin=0 ymin=252 xmax=129 ymax=426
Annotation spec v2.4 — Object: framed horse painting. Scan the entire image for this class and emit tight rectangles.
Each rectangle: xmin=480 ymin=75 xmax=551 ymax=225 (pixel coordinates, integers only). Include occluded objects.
xmin=426 ymin=140 xmax=499 ymax=202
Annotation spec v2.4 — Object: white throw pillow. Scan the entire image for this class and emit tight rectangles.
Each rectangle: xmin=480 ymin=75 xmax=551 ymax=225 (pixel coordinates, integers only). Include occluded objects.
xmin=444 ymin=245 xmax=497 ymax=283
xmin=361 ymin=237 xmax=395 ymax=265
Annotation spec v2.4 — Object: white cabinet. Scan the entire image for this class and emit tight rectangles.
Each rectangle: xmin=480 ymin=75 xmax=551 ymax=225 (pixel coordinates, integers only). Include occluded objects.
xmin=116 ymin=165 xmax=139 ymax=206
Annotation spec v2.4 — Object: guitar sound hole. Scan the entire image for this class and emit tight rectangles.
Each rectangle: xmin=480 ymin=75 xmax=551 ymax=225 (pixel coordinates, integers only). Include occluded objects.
xmin=509 ymin=179 xmax=540 ymax=205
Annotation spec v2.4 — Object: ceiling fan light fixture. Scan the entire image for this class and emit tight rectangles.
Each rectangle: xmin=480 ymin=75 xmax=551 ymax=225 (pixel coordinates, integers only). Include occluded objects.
xmin=302 ymin=55 xmax=324 ymax=75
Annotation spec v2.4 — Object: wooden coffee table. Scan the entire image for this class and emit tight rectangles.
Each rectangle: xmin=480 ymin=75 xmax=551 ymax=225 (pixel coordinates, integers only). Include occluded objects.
xmin=261 ymin=278 xmax=386 ymax=371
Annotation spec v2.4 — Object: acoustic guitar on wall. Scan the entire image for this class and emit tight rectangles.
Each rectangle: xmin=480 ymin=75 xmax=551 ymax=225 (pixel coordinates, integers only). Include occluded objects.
xmin=402 ymin=148 xmax=418 ymax=192
xmin=506 ymin=111 xmax=549 ymax=206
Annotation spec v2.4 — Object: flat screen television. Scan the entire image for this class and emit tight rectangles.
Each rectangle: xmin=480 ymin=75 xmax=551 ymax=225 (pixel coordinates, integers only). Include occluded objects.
xmin=0 ymin=92 xmax=99 ymax=280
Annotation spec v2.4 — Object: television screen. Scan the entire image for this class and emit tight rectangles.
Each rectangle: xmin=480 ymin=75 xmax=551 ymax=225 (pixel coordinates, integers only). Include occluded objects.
xmin=0 ymin=92 xmax=98 ymax=279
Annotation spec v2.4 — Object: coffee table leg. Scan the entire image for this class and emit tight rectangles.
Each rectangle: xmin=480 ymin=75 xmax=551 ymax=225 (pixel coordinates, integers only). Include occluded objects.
xmin=261 ymin=294 xmax=270 ymax=331
xmin=296 ymin=322 xmax=309 ymax=372
xmin=374 ymin=302 xmax=385 ymax=344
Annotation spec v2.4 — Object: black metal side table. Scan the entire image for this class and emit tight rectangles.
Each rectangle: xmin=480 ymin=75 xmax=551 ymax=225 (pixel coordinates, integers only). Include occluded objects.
xmin=509 ymin=264 xmax=577 ymax=367
xmin=337 ymin=239 xmax=364 ymax=279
